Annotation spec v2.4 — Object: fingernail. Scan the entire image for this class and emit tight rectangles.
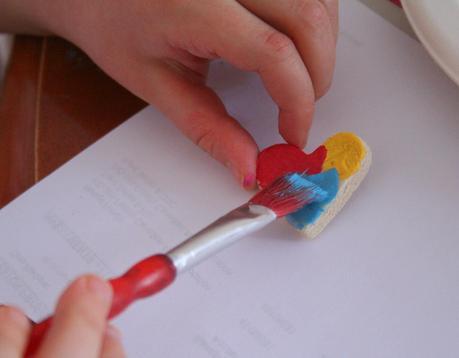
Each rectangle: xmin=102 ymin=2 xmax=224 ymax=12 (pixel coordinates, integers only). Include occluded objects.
xmin=86 ymin=276 xmax=113 ymax=303
xmin=242 ymin=174 xmax=256 ymax=190
xmin=106 ymin=325 xmax=122 ymax=340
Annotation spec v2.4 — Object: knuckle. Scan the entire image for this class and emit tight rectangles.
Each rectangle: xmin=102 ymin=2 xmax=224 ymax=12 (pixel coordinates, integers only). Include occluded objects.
xmin=294 ymin=0 xmax=329 ymax=30
xmin=195 ymin=127 xmax=217 ymax=155
xmin=184 ymin=112 xmax=219 ymax=157
xmin=260 ymin=30 xmax=296 ymax=63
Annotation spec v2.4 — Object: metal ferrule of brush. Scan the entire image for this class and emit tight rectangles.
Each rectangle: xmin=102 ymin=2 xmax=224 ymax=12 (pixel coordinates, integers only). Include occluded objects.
xmin=167 ymin=204 xmax=276 ymax=273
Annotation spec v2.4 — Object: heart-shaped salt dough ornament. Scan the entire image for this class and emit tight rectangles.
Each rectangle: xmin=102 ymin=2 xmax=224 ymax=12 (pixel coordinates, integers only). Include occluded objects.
xmin=256 ymin=133 xmax=372 ymax=239
xmin=256 ymin=144 xmax=327 ymax=189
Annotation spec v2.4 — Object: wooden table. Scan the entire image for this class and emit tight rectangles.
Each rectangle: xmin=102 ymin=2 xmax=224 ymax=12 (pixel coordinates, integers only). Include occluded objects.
xmin=0 ymin=37 xmax=145 ymax=208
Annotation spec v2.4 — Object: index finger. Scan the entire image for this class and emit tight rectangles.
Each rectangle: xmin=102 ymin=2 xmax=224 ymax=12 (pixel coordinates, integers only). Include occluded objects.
xmin=188 ymin=0 xmax=315 ymax=147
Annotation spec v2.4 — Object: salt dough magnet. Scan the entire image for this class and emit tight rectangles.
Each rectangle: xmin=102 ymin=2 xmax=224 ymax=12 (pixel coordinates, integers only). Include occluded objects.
xmin=256 ymin=132 xmax=372 ymax=239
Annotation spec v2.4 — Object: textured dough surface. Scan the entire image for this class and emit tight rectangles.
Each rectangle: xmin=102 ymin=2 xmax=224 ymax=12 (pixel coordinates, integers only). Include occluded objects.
xmin=322 ymin=132 xmax=367 ymax=180
xmin=300 ymin=142 xmax=372 ymax=239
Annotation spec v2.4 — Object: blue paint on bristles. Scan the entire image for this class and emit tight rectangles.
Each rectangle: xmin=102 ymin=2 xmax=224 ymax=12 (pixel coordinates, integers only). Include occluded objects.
xmin=287 ymin=169 xmax=339 ymax=229
xmin=249 ymin=173 xmax=328 ymax=217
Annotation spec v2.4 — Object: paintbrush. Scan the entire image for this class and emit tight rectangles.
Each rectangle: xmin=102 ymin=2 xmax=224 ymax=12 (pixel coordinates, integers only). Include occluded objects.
xmin=25 ymin=172 xmax=327 ymax=356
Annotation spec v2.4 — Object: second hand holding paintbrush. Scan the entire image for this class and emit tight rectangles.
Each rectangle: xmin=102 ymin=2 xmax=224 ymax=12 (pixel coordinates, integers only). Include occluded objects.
xmin=26 ymin=173 xmax=327 ymax=356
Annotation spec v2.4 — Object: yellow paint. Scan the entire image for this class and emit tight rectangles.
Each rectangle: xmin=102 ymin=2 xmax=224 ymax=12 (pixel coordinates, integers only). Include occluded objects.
xmin=322 ymin=132 xmax=366 ymax=181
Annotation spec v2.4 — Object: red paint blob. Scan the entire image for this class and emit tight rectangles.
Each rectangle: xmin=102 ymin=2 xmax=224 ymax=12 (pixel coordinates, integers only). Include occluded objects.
xmin=256 ymin=144 xmax=327 ymax=188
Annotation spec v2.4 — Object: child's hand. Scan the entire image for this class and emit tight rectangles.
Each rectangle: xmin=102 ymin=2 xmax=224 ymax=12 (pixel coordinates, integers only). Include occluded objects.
xmin=0 ymin=275 xmax=125 ymax=357
xmin=4 ymin=0 xmax=338 ymax=188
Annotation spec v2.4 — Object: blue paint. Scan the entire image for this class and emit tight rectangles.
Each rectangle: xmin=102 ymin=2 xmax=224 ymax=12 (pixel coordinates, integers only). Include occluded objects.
xmin=286 ymin=169 xmax=340 ymax=229
xmin=284 ymin=173 xmax=329 ymax=203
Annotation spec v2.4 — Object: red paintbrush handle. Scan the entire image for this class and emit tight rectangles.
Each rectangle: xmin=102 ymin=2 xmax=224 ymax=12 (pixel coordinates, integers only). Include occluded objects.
xmin=108 ymin=254 xmax=176 ymax=317
xmin=25 ymin=254 xmax=176 ymax=357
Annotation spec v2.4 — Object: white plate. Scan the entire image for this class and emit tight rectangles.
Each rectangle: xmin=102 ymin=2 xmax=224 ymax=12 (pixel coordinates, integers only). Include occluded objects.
xmin=401 ymin=0 xmax=459 ymax=86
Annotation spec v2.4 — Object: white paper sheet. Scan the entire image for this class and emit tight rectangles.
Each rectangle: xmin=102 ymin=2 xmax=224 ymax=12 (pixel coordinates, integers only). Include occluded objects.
xmin=1 ymin=1 xmax=459 ymax=357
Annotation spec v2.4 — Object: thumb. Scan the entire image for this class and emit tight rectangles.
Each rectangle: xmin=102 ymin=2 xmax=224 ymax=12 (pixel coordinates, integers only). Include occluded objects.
xmin=134 ymin=60 xmax=259 ymax=189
